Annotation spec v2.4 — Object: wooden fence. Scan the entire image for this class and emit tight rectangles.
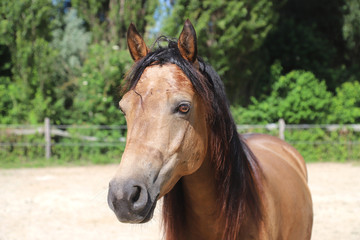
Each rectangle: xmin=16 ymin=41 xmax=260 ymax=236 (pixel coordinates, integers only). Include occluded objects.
xmin=1 ymin=118 xmax=360 ymax=159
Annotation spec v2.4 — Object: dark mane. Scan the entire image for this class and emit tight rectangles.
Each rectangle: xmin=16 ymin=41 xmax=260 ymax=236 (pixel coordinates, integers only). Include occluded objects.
xmin=124 ymin=37 xmax=263 ymax=239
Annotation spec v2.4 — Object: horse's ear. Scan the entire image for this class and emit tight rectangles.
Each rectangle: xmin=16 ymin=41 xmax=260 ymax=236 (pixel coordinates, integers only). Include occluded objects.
xmin=178 ymin=19 xmax=198 ymax=63
xmin=127 ymin=23 xmax=149 ymax=62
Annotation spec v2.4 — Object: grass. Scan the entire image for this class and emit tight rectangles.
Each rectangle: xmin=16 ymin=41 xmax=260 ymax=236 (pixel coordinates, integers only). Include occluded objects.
xmin=1 ymin=143 xmax=358 ymax=168
xmin=0 ymin=144 xmax=125 ymax=168
xmin=0 ymin=156 xmax=122 ymax=169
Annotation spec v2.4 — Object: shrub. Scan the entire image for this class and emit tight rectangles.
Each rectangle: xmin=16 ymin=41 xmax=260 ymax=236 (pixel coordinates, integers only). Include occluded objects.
xmin=328 ymin=81 xmax=360 ymax=123
xmin=232 ymin=70 xmax=333 ymax=124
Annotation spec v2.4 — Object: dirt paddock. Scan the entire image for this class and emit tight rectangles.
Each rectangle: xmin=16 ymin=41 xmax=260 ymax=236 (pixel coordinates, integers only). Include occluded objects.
xmin=0 ymin=163 xmax=359 ymax=240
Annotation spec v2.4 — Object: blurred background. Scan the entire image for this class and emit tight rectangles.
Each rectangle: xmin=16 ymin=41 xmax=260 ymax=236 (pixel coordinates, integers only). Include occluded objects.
xmin=1 ymin=0 xmax=360 ymax=166
xmin=1 ymin=1 xmax=360 ymax=240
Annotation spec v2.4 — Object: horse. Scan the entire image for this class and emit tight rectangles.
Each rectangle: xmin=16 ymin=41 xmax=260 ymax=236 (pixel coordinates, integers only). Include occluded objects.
xmin=107 ymin=20 xmax=313 ymax=240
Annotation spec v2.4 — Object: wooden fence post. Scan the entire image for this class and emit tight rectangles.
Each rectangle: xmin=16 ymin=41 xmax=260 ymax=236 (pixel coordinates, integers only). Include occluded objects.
xmin=44 ymin=117 xmax=51 ymax=159
xmin=279 ymin=118 xmax=285 ymax=140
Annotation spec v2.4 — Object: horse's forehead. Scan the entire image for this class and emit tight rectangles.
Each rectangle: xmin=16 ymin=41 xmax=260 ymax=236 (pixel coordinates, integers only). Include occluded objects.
xmin=135 ymin=64 xmax=194 ymax=95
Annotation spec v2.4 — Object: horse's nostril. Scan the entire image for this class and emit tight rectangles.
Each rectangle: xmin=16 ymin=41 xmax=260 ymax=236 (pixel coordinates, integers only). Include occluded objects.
xmin=108 ymin=179 xmax=150 ymax=221
xmin=130 ymin=186 xmax=141 ymax=203
xmin=130 ymin=184 xmax=148 ymax=212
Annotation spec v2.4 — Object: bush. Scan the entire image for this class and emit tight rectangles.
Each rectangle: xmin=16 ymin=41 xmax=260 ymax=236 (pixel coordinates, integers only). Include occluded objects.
xmin=0 ymin=125 xmax=125 ymax=168
xmin=287 ymin=127 xmax=360 ymax=162
xmin=231 ymin=69 xmax=360 ymax=162
xmin=232 ymin=70 xmax=333 ymax=124
xmin=328 ymin=81 xmax=360 ymax=123
xmin=232 ymin=124 xmax=360 ymax=162
xmin=55 ymin=42 xmax=131 ymax=125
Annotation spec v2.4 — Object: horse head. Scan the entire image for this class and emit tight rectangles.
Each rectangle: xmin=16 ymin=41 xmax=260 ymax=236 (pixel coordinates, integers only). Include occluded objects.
xmin=107 ymin=20 xmax=209 ymax=223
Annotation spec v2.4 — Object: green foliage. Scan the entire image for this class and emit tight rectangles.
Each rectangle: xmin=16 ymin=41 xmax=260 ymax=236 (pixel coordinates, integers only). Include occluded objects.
xmin=230 ymin=68 xmax=360 ymax=162
xmin=0 ymin=0 xmax=60 ymax=124
xmin=343 ymin=0 xmax=360 ymax=63
xmin=51 ymin=9 xmax=91 ymax=76
xmin=232 ymin=69 xmax=333 ymax=124
xmin=0 ymin=0 xmax=157 ymax=166
xmin=264 ymin=0 xmax=349 ymax=92
xmin=265 ymin=19 xmax=337 ymax=84
xmin=235 ymin=125 xmax=360 ymax=162
xmin=65 ymin=42 xmax=131 ymax=125
xmin=71 ymin=0 xmax=158 ymax=45
xmin=1 ymin=1 xmax=360 ymax=165
xmin=0 ymin=126 xmax=125 ymax=168
xmin=287 ymin=128 xmax=360 ymax=162
xmin=0 ymin=129 xmax=46 ymax=167
xmin=162 ymin=0 xmax=278 ymax=103
xmin=328 ymin=81 xmax=360 ymax=123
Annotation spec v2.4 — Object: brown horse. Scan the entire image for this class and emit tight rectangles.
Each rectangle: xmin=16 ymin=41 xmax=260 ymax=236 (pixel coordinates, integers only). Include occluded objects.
xmin=107 ymin=20 xmax=313 ymax=240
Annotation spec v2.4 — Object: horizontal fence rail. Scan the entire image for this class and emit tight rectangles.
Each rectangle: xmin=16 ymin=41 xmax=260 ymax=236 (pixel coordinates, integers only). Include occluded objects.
xmin=1 ymin=118 xmax=360 ymax=161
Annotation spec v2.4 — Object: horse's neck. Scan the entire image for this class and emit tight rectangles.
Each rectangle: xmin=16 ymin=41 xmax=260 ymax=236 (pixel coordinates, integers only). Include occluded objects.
xmin=181 ymin=156 xmax=224 ymax=240
xmin=180 ymin=153 xmax=261 ymax=240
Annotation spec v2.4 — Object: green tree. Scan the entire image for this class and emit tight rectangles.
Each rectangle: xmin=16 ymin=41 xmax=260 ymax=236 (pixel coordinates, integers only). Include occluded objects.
xmin=0 ymin=0 xmax=159 ymax=125
xmin=0 ymin=0 xmax=59 ymax=123
xmin=62 ymin=43 xmax=131 ymax=125
xmin=49 ymin=8 xmax=93 ymax=124
xmin=51 ymin=9 xmax=91 ymax=79
xmin=343 ymin=0 xmax=360 ymax=62
xmin=342 ymin=0 xmax=360 ymax=82
xmin=264 ymin=0 xmax=348 ymax=92
xmin=161 ymin=0 xmax=279 ymax=104
xmin=71 ymin=0 xmax=158 ymax=46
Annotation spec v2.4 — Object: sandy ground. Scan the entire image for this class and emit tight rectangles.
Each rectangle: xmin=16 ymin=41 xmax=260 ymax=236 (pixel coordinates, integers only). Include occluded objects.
xmin=0 ymin=163 xmax=359 ymax=240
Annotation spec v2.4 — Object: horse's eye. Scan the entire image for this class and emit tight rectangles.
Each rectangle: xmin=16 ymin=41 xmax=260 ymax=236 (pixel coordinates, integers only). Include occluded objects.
xmin=177 ymin=103 xmax=191 ymax=114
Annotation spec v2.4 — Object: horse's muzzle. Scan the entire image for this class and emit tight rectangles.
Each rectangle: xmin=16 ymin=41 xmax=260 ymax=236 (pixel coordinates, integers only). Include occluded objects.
xmin=107 ymin=179 xmax=157 ymax=223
